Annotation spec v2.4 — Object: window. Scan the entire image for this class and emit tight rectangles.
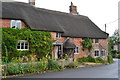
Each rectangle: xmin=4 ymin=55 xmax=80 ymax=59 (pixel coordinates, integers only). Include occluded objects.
xmin=94 ymin=50 xmax=99 ymax=57
xmin=95 ymin=39 xmax=99 ymax=43
xmin=11 ymin=20 xmax=21 ymax=29
xmin=56 ymin=32 xmax=61 ymax=38
xmin=74 ymin=46 xmax=79 ymax=54
xmin=101 ymin=49 xmax=106 ymax=56
xmin=17 ymin=40 xmax=29 ymax=50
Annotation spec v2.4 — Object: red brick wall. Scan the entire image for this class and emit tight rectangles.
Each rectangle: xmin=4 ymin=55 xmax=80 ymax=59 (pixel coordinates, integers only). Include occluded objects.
xmin=51 ymin=32 xmax=108 ymax=60
xmin=0 ymin=19 xmax=26 ymax=28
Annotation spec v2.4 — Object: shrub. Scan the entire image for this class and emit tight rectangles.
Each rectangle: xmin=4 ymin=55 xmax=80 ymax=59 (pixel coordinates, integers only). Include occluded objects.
xmin=64 ymin=62 xmax=78 ymax=68
xmin=87 ymin=56 xmax=96 ymax=62
xmin=77 ymin=57 xmax=88 ymax=63
xmin=117 ymin=54 xmax=120 ymax=59
xmin=95 ymin=57 xmax=105 ymax=63
xmin=107 ymin=55 xmax=114 ymax=64
xmin=7 ymin=63 xmax=20 ymax=75
xmin=48 ymin=59 xmax=63 ymax=71
xmin=77 ymin=56 xmax=105 ymax=63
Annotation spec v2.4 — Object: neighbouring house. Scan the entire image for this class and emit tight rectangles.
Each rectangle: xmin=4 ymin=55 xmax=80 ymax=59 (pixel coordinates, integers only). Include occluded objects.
xmin=0 ymin=0 xmax=109 ymax=61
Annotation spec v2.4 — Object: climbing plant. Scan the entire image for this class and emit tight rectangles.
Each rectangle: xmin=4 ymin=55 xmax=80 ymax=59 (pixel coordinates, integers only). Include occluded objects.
xmin=81 ymin=38 xmax=93 ymax=52
xmin=2 ymin=28 xmax=54 ymax=62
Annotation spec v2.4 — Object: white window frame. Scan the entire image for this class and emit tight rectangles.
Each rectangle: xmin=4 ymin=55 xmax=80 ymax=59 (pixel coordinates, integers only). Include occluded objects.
xmin=94 ymin=49 xmax=100 ymax=57
xmin=101 ymin=49 xmax=106 ymax=56
xmin=17 ymin=40 xmax=29 ymax=50
xmin=56 ymin=32 xmax=61 ymax=39
xmin=74 ymin=46 xmax=79 ymax=54
xmin=11 ymin=20 xmax=21 ymax=29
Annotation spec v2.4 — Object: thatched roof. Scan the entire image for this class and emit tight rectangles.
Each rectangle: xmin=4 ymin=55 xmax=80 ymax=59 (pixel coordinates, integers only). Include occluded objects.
xmin=1 ymin=2 xmax=109 ymax=39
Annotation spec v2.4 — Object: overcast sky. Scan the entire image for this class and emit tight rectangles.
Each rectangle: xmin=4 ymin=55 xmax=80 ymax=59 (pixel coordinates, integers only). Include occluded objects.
xmin=13 ymin=0 xmax=119 ymax=36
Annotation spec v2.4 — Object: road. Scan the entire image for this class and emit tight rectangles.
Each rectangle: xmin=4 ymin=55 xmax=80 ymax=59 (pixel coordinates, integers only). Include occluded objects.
xmin=19 ymin=59 xmax=119 ymax=78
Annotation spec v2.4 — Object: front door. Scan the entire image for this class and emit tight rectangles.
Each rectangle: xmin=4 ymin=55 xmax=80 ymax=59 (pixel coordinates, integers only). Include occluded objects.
xmin=55 ymin=45 xmax=62 ymax=59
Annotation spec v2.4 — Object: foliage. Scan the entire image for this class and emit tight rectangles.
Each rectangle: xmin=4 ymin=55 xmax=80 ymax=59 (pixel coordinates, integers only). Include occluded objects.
xmin=110 ymin=29 xmax=120 ymax=44
xmin=81 ymin=38 xmax=93 ymax=52
xmin=64 ymin=62 xmax=78 ymax=68
xmin=108 ymin=29 xmax=120 ymax=59
xmin=48 ymin=59 xmax=63 ymax=71
xmin=77 ymin=57 xmax=89 ymax=62
xmin=2 ymin=28 xmax=54 ymax=62
xmin=77 ymin=56 xmax=106 ymax=63
xmin=107 ymin=55 xmax=114 ymax=64
xmin=64 ymin=55 xmax=69 ymax=61
xmin=117 ymin=54 xmax=120 ymax=59
xmin=95 ymin=57 xmax=105 ymax=63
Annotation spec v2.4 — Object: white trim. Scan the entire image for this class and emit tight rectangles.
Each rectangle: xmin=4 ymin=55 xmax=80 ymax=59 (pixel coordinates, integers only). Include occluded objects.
xmin=94 ymin=49 xmax=100 ymax=57
xmin=11 ymin=20 xmax=21 ymax=29
xmin=74 ymin=46 xmax=79 ymax=54
xmin=17 ymin=40 xmax=29 ymax=50
xmin=56 ymin=32 xmax=61 ymax=39
xmin=101 ymin=49 xmax=106 ymax=56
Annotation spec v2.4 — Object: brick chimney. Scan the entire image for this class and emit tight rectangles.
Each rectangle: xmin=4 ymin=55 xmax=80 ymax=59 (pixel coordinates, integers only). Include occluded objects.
xmin=29 ymin=0 xmax=35 ymax=6
xmin=69 ymin=2 xmax=78 ymax=15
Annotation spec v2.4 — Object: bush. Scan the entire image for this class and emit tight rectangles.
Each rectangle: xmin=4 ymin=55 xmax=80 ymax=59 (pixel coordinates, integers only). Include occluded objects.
xmin=87 ymin=56 xmax=96 ymax=62
xmin=64 ymin=62 xmax=78 ymax=68
xmin=95 ymin=57 xmax=105 ymax=63
xmin=77 ymin=56 xmax=105 ymax=63
xmin=107 ymin=55 xmax=114 ymax=64
xmin=117 ymin=54 xmax=120 ymax=59
xmin=7 ymin=63 xmax=20 ymax=75
xmin=77 ymin=57 xmax=88 ymax=63
xmin=48 ymin=59 xmax=63 ymax=71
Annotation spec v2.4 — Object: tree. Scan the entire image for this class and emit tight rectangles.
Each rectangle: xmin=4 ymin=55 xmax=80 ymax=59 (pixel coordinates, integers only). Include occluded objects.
xmin=111 ymin=29 xmax=120 ymax=44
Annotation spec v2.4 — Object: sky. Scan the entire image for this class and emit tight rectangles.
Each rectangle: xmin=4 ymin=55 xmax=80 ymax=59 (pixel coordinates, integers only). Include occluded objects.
xmin=13 ymin=0 xmax=120 ymax=36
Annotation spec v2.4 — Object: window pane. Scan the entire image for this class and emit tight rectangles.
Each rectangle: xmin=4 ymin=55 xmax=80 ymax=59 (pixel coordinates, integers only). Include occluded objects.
xmin=17 ymin=42 xmax=20 ymax=49
xmin=11 ymin=20 xmax=16 ymax=28
xmin=95 ymin=39 xmax=99 ymax=43
xmin=16 ymin=21 xmax=21 ymax=29
xmin=21 ymin=42 xmax=24 ymax=49
xmin=25 ymin=42 xmax=28 ymax=49
xmin=56 ymin=32 xmax=61 ymax=38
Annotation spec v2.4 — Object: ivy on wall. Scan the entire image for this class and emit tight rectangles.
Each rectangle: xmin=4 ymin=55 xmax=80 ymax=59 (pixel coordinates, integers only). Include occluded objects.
xmin=81 ymin=38 xmax=93 ymax=52
xmin=2 ymin=28 xmax=54 ymax=62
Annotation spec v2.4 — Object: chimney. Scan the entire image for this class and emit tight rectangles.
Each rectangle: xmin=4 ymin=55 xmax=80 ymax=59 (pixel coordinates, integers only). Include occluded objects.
xmin=69 ymin=2 xmax=78 ymax=15
xmin=29 ymin=0 xmax=35 ymax=6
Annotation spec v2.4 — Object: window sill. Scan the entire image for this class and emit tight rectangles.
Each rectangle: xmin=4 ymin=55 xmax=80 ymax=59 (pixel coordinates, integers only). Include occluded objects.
xmin=74 ymin=53 xmax=79 ymax=54
xmin=17 ymin=49 xmax=29 ymax=51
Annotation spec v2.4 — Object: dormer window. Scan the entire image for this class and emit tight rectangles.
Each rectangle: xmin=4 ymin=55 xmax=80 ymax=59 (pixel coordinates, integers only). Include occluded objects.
xmin=11 ymin=20 xmax=21 ymax=29
xmin=56 ymin=32 xmax=61 ymax=39
xmin=95 ymin=39 xmax=99 ymax=43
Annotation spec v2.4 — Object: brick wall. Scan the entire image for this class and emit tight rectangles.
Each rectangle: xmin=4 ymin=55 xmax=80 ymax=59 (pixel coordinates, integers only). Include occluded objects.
xmin=0 ymin=19 xmax=26 ymax=28
xmin=51 ymin=32 xmax=108 ymax=60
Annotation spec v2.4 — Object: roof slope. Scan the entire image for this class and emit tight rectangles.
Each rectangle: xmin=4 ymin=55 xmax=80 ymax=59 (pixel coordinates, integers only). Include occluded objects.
xmin=63 ymin=38 xmax=76 ymax=49
xmin=1 ymin=2 xmax=108 ymax=39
